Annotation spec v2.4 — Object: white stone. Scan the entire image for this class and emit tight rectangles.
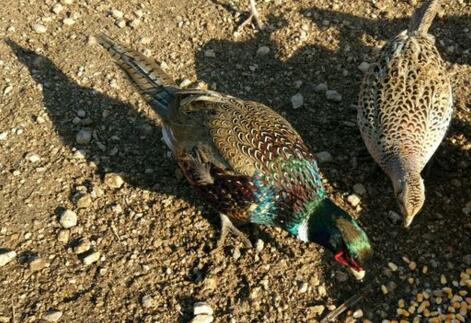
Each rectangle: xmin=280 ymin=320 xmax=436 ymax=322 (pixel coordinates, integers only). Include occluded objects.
xmin=347 ymin=194 xmax=361 ymax=207
xmin=141 ymin=295 xmax=155 ymax=308
xmin=3 ymin=85 xmax=13 ymax=95
xmin=298 ymin=282 xmax=308 ymax=293
xmin=76 ymin=129 xmax=92 ymax=144
xmin=255 ymin=239 xmax=264 ymax=253
xmin=291 ymin=93 xmax=304 ymax=109
xmin=111 ymin=9 xmax=124 ymax=19
xmin=193 ymin=302 xmax=213 ymax=315
xmin=25 ymin=153 xmax=41 ymax=163
xmin=0 ymin=132 xmax=7 ymax=141
xmin=73 ymin=149 xmax=86 ymax=159
xmin=388 ymin=210 xmax=401 ymax=223
xmin=52 ymin=4 xmax=63 ymax=14
xmin=358 ymin=62 xmax=370 ymax=73
xmin=191 ymin=315 xmax=214 ymax=323
xmin=104 ymin=173 xmax=124 ymax=189
xmin=74 ymin=239 xmax=91 ymax=254
xmin=32 ymin=23 xmax=47 ymax=33
xmin=82 ymin=251 xmax=100 ymax=265
xmin=63 ymin=18 xmax=75 ymax=25
xmin=0 ymin=251 xmax=16 ymax=267
xmin=353 ymin=183 xmax=366 ymax=195
xmin=353 ymin=309 xmax=364 ymax=318
xmin=57 ymin=230 xmax=70 ymax=243
xmin=462 ymin=201 xmax=471 ymax=215
xmin=316 ymin=151 xmax=332 ymax=163
xmin=115 ymin=19 xmax=126 ymax=28
xmin=325 ymin=90 xmax=342 ymax=102
xmin=59 ymin=209 xmax=77 ymax=228
xmin=256 ymin=46 xmax=270 ymax=56
xmin=204 ymin=50 xmax=216 ymax=58
xmin=44 ymin=311 xmax=62 ymax=322
xmin=314 ymin=83 xmax=328 ymax=93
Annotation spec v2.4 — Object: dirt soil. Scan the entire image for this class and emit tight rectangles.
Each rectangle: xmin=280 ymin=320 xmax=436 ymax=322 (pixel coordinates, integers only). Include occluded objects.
xmin=0 ymin=0 xmax=470 ymax=322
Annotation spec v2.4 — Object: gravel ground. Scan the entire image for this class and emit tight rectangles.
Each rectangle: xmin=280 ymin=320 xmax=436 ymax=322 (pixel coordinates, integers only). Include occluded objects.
xmin=0 ymin=0 xmax=470 ymax=322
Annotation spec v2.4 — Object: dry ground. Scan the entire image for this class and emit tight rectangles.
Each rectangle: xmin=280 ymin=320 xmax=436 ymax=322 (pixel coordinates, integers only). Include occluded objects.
xmin=0 ymin=0 xmax=470 ymax=322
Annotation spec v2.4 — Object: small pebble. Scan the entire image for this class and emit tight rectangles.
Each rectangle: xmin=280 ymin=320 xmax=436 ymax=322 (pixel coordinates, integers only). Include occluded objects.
xmin=358 ymin=62 xmax=370 ymax=73
xmin=32 ymin=23 xmax=47 ymax=33
xmin=104 ymin=173 xmax=124 ymax=189
xmin=0 ymin=251 xmax=16 ymax=267
xmin=59 ymin=209 xmax=77 ymax=228
xmin=347 ymin=194 xmax=361 ymax=207
xmin=3 ymin=85 xmax=12 ymax=95
xmin=388 ymin=210 xmax=402 ymax=223
xmin=204 ymin=49 xmax=216 ymax=58
xmin=191 ymin=315 xmax=214 ymax=323
xmin=43 ymin=311 xmax=62 ymax=322
xmin=409 ymin=261 xmax=417 ymax=270
xmin=0 ymin=132 xmax=7 ymax=141
xmin=256 ymin=46 xmax=270 ymax=56
xmin=29 ymin=258 xmax=47 ymax=271
xmin=116 ymin=19 xmax=126 ymax=28
xmin=255 ymin=239 xmax=264 ymax=253
xmin=82 ymin=251 xmax=100 ymax=265
xmin=25 ymin=153 xmax=41 ymax=163
xmin=111 ymin=9 xmax=124 ymax=19
xmin=76 ymin=194 xmax=92 ymax=208
xmin=74 ymin=239 xmax=91 ymax=254
xmin=388 ymin=262 xmax=398 ymax=272
xmin=57 ymin=230 xmax=70 ymax=243
xmin=232 ymin=247 xmax=241 ymax=260
xmin=311 ymin=305 xmax=325 ymax=315
xmin=325 ymin=90 xmax=342 ymax=102
xmin=62 ymin=0 xmax=73 ymax=4
xmin=291 ymin=93 xmax=304 ymax=109
xmin=63 ymin=18 xmax=75 ymax=25
xmin=353 ymin=183 xmax=367 ymax=195
xmin=353 ymin=309 xmax=363 ymax=318
xmin=381 ymin=285 xmax=388 ymax=294
xmin=52 ymin=3 xmax=63 ymax=14
xmin=141 ymin=295 xmax=155 ymax=308
xmin=316 ymin=151 xmax=333 ymax=163
xmin=193 ymin=302 xmax=213 ymax=315
xmin=314 ymin=83 xmax=328 ymax=93
xmin=299 ymin=282 xmax=308 ymax=293
xmin=75 ymin=128 xmax=92 ymax=144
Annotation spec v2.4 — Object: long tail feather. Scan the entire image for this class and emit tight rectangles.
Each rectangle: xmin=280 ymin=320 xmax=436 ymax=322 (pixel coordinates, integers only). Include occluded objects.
xmin=408 ymin=0 xmax=441 ymax=35
xmin=96 ymin=34 xmax=177 ymax=120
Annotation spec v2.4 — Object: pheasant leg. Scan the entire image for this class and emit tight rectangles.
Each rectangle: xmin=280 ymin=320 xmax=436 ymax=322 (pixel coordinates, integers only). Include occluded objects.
xmin=236 ymin=0 xmax=263 ymax=32
xmin=218 ymin=213 xmax=253 ymax=248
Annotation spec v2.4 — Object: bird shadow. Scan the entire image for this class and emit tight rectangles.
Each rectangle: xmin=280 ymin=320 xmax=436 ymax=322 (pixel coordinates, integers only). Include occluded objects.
xmin=5 ymin=39 xmax=242 ymax=253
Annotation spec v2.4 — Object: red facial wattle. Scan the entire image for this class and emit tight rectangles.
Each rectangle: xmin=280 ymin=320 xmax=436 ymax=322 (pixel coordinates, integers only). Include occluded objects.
xmin=334 ymin=250 xmax=362 ymax=272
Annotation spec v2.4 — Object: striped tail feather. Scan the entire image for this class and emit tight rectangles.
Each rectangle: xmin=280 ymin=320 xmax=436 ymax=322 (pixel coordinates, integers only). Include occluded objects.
xmin=96 ymin=34 xmax=177 ymax=121
xmin=408 ymin=0 xmax=441 ymax=35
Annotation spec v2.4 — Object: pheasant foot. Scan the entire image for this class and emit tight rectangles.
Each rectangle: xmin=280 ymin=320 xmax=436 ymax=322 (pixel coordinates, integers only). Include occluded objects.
xmin=236 ymin=0 xmax=263 ymax=33
xmin=217 ymin=213 xmax=252 ymax=249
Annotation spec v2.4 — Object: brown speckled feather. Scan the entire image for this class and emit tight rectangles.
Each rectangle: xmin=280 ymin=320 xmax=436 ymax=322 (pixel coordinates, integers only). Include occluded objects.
xmin=357 ymin=0 xmax=453 ymax=226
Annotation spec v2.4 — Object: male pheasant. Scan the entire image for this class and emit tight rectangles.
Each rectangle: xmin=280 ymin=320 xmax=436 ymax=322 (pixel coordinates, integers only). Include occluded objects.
xmin=358 ymin=0 xmax=453 ymax=228
xmin=97 ymin=35 xmax=372 ymax=278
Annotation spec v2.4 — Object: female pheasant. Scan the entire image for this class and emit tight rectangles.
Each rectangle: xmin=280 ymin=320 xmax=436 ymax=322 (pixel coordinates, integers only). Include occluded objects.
xmin=358 ymin=0 xmax=453 ymax=228
xmin=97 ymin=35 xmax=372 ymax=278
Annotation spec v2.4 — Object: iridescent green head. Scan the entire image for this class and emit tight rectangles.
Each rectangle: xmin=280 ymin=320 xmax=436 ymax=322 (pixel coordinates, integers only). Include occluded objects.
xmin=298 ymin=199 xmax=372 ymax=279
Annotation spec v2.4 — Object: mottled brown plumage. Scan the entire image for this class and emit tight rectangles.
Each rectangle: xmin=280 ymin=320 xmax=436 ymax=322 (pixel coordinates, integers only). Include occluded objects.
xmin=358 ymin=0 xmax=453 ymax=227
xmin=97 ymin=34 xmax=372 ymax=277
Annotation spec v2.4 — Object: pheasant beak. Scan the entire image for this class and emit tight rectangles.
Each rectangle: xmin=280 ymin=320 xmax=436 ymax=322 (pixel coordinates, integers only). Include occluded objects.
xmin=334 ymin=250 xmax=365 ymax=280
